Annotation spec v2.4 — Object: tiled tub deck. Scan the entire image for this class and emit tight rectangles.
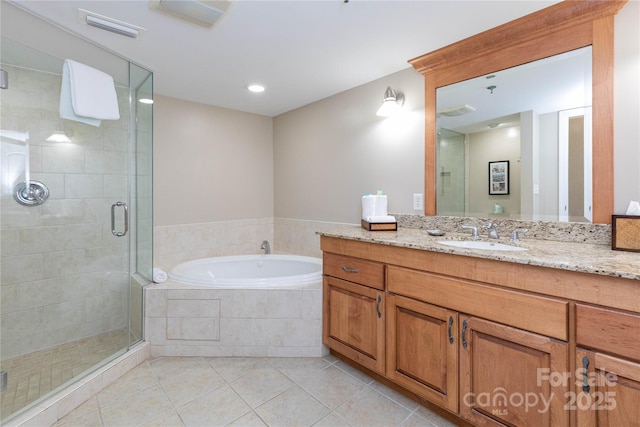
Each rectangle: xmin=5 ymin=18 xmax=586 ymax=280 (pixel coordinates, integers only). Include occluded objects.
xmin=145 ymin=281 xmax=327 ymax=358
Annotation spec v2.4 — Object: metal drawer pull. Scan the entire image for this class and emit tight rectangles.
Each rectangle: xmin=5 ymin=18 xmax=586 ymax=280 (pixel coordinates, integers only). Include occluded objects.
xmin=111 ymin=201 xmax=129 ymax=237
xmin=341 ymin=266 xmax=359 ymax=273
xmin=376 ymin=295 xmax=382 ymax=318
xmin=582 ymin=356 xmax=590 ymax=393
xmin=448 ymin=316 xmax=454 ymax=344
xmin=462 ymin=320 xmax=468 ymax=349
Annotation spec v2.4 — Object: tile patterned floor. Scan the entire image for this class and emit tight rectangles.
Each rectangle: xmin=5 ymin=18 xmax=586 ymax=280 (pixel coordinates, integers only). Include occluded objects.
xmin=0 ymin=329 xmax=129 ymax=420
xmin=54 ymin=355 xmax=460 ymax=427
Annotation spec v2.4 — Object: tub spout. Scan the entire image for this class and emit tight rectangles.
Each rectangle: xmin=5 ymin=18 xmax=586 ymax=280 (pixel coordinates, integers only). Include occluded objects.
xmin=261 ymin=240 xmax=271 ymax=254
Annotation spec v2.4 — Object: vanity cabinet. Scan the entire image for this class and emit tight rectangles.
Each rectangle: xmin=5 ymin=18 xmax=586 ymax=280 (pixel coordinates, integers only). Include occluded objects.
xmin=321 ymin=235 xmax=640 ymax=427
xmin=386 ymin=293 xmax=459 ymax=412
xmin=459 ymin=315 xmax=569 ymax=427
xmin=574 ymin=304 xmax=640 ymax=426
xmin=386 ymin=265 xmax=569 ymax=426
xmin=322 ymin=253 xmax=385 ymax=374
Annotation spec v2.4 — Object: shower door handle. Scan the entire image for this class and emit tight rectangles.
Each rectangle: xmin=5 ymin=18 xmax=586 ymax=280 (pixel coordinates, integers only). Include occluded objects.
xmin=111 ymin=202 xmax=129 ymax=237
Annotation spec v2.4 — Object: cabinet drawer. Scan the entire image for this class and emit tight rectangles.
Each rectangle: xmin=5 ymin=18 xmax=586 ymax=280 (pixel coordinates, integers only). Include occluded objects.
xmin=387 ymin=266 xmax=568 ymax=340
xmin=323 ymin=253 xmax=384 ymax=290
xmin=576 ymin=304 xmax=640 ymax=361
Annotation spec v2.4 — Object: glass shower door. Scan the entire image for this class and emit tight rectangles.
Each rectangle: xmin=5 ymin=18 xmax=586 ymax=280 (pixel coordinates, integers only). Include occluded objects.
xmin=0 ymin=38 xmax=136 ymax=422
xmin=436 ymin=128 xmax=467 ymax=216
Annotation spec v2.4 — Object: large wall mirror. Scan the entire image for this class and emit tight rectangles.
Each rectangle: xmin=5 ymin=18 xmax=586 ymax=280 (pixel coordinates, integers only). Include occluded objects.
xmin=436 ymin=46 xmax=592 ymax=222
xmin=410 ymin=0 xmax=627 ymax=224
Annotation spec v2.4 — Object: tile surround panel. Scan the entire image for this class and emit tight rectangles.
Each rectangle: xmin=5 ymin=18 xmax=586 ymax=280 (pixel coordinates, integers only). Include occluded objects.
xmin=145 ymin=285 xmax=326 ymax=358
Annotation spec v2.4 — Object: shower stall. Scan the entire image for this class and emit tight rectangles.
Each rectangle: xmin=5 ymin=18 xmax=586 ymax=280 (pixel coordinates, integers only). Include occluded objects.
xmin=0 ymin=3 xmax=152 ymax=423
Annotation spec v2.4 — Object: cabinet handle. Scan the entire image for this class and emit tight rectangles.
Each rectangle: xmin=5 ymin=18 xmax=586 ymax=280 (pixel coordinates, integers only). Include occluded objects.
xmin=448 ymin=316 xmax=454 ymax=344
xmin=376 ymin=295 xmax=382 ymax=318
xmin=341 ymin=266 xmax=359 ymax=273
xmin=582 ymin=356 xmax=590 ymax=393
xmin=462 ymin=320 xmax=468 ymax=349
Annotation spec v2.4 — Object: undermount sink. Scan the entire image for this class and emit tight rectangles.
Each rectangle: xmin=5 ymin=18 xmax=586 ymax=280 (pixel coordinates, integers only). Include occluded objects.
xmin=437 ymin=240 xmax=527 ymax=251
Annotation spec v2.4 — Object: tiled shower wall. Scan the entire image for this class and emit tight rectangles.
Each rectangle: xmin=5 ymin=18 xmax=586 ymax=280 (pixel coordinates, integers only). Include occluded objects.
xmin=0 ymin=65 xmax=131 ymax=359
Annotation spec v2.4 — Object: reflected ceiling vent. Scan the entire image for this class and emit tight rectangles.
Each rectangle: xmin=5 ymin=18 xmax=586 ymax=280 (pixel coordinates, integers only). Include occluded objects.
xmin=437 ymin=104 xmax=476 ymax=117
xmin=78 ymin=9 xmax=146 ymax=39
xmin=149 ymin=0 xmax=233 ymax=28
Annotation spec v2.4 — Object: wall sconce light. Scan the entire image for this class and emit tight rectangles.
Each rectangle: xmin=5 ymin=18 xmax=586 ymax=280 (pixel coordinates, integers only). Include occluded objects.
xmin=376 ymin=86 xmax=405 ymax=117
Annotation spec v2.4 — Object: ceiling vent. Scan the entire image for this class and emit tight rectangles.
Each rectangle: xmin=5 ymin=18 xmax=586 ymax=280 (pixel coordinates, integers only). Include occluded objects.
xmin=149 ymin=0 xmax=233 ymax=28
xmin=78 ymin=9 xmax=146 ymax=39
xmin=437 ymin=104 xmax=476 ymax=117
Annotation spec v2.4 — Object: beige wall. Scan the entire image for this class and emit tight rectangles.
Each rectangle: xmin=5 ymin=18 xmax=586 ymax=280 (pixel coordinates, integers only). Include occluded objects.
xmin=271 ymin=2 xmax=638 ymax=223
xmin=274 ymin=68 xmax=425 ymax=224
xmin=152 ymin=0 xmax=637 ymax=235
xmin=154 ymin=95 xmax=274 ymax=226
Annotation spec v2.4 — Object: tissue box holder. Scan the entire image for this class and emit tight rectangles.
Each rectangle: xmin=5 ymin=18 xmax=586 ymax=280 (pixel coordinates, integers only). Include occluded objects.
xmin=361 ymin=219 xmax=397 ymax=231
xmin=612 ymin=215 xmax=640 ymax=252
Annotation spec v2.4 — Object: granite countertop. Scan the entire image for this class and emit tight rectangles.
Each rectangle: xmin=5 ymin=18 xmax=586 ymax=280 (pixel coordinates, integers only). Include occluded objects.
xmin=319 ymin=226 xmax=640 ymax=281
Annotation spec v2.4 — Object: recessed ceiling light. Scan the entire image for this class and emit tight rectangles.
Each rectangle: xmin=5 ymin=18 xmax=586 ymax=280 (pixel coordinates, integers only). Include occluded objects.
xmin=247 ymin=84 xmax=265 ymax=93
xmin=139 ymin=98 xmax=154 ymax=104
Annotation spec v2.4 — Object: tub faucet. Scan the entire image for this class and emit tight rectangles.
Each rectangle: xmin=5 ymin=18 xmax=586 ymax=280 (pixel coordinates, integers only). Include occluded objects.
xmin=482 ymin=221 xmax=499 ymax=239
xmin=260 ymin=240 xmax=271 ymax=254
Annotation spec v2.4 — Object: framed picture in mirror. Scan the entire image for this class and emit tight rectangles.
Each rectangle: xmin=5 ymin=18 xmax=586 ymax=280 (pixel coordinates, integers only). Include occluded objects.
xmin=489 ymin=160 xmax=509 ymax=195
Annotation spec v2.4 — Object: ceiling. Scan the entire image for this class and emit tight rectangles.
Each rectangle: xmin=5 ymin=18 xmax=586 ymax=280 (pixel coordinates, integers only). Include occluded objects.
xmin=10 ymin=0 xmax=560 ymax=117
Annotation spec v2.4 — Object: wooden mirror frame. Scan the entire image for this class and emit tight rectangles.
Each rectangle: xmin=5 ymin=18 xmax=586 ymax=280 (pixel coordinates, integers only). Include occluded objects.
xmin=410 ymin=0 xmax=627 ymax=224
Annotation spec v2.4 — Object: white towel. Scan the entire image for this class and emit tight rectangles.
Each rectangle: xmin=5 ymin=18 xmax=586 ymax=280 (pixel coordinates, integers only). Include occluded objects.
xmin=365 ymin=215 xmax=396 ymax=223
xmin=59 ymin=59 xmax=120 ymax=126
xmin=60 ymin=62 xmax=100 ymax=126
xmin=152 ymin=268 xmax=167 ymax=283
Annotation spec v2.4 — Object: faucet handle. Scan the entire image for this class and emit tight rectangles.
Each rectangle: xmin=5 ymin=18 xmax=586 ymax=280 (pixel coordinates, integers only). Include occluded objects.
xmin=461 ymin=225 xmax=479 ymax=239
xmin=510 ymin=228 xmax=528 ymax=242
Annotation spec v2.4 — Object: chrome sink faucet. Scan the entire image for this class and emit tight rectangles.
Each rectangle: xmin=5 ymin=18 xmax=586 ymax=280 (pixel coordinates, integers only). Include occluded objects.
xmin=260 ymin=240 xmax=271 ymax=254
xmin=461 ymin=225 xmax=479 ymax=239
xmin=510 ymin=228 xmax=528 ymax=242
xmin=482 ymin=221 xmax=499 ymax=239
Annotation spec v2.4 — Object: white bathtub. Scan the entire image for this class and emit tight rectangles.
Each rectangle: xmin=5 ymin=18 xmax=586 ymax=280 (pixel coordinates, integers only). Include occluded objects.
xmin=148 ymin=254 xmax=327 ymax=357
xmin=168 ymin=254 xmax=322 ymax=287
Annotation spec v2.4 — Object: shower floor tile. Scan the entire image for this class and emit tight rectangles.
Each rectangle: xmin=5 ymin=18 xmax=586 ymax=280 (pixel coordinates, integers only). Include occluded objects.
xmin=54 ymin=356 xmax=461 ymax=427
xmin=0 ymin=329 xmax=128 ymax=420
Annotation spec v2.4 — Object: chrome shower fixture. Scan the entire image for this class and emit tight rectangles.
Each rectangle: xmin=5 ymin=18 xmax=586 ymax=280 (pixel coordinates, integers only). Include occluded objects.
xmin=13 ymin=181 xmax=49 ymax=206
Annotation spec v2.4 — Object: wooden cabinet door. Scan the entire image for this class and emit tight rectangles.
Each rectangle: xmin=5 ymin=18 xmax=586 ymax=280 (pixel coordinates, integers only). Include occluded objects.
xmin=323 ymin=276 xmax=385 ymax=373
xmin=459 ymin=315 xmax=569 ymax=427
xmin=576 ymin=348 xmax=640 ymax=427
xmin=386 ymin=293 xmax=458 ymax=412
